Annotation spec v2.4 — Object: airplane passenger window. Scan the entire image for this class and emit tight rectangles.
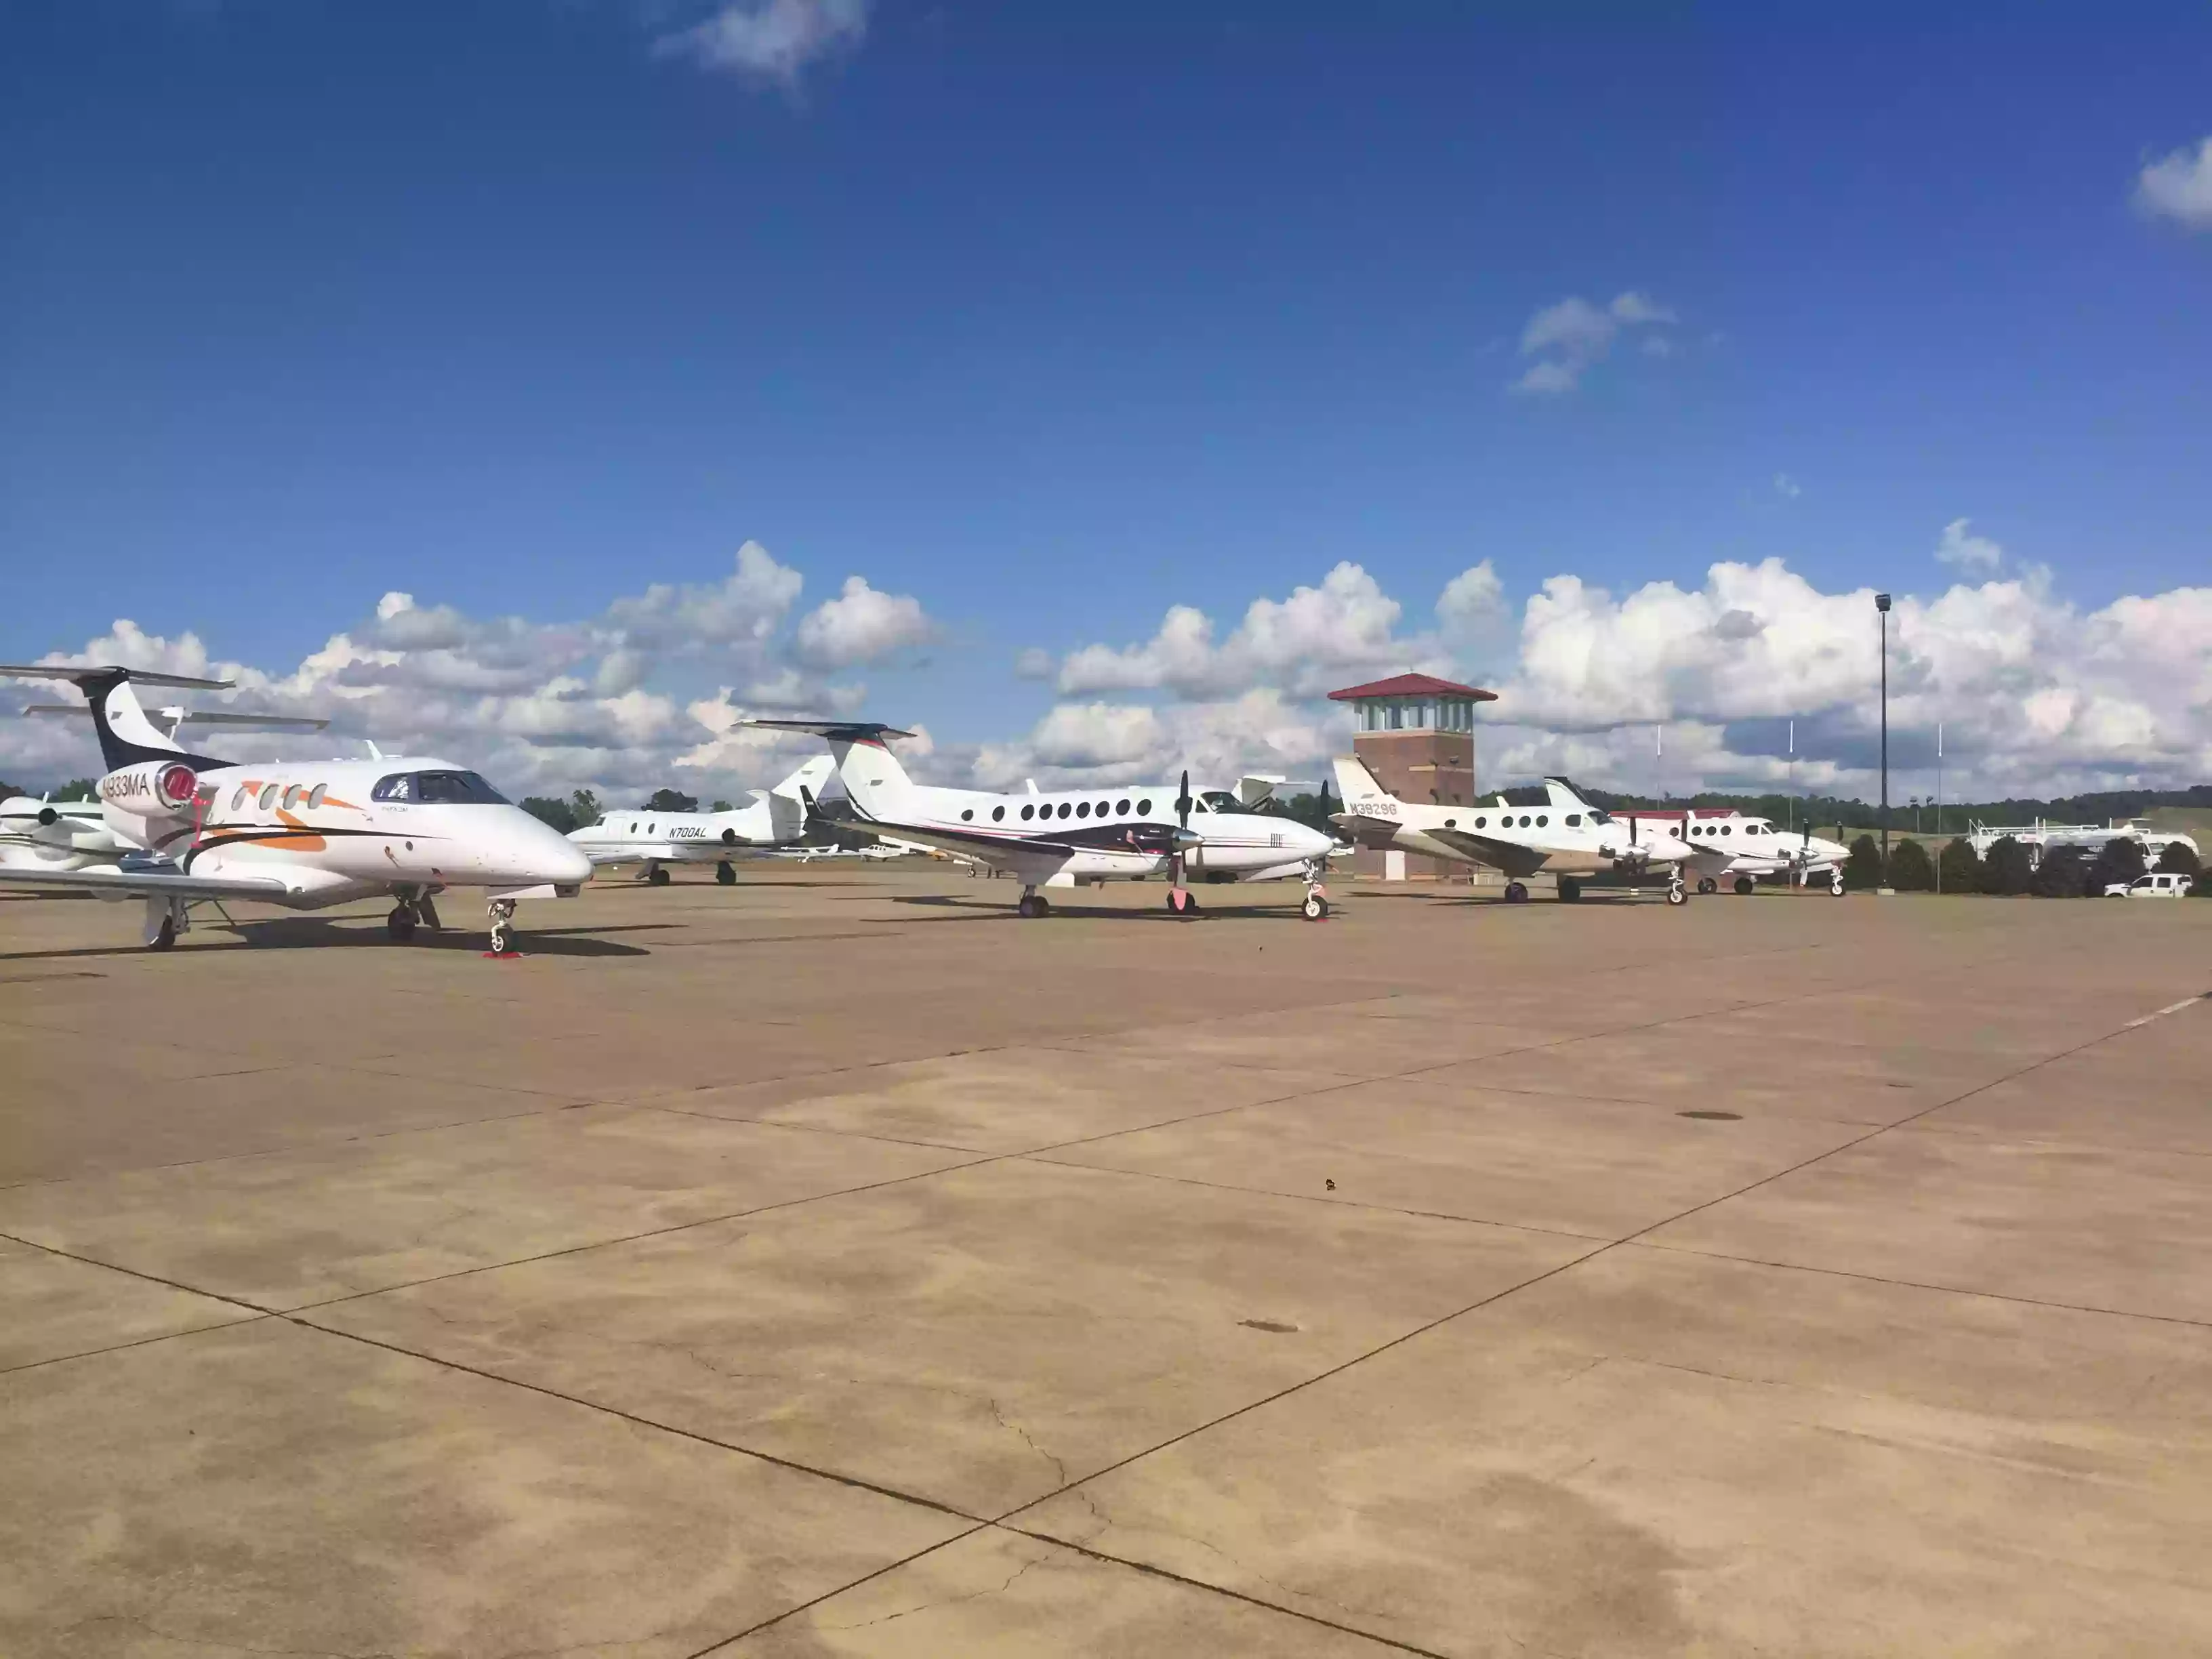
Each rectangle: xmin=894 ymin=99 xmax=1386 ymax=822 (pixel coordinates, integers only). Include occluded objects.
xmin=1474 ymin=816 xmax=1486 ymax=827
xmin=960 ymin=810 xmax=974 ymax=821
xmin=307 ymin=784 xmax=326 ymax=809
xmin=1096 ymin=801 xmax=1110 ymax=817
xmin=1058 ymin=802 xmax=1071 ymax=818
xmin=230 ymin=785 xmax=248 ymax=811
xmin=1443 ymin=818 xmax=1456 ymax=828
xmin=1536 ymin=815 xmax=1549 ymax=827
xmin=1721 ymin=825 xmax=1732 ymax=835
xmin=281 ymin=785 xmax=301 ymax=809
xmin=647 ymin=823 xmax=655 ymax=834
xmin=1518 ymin=815 xmax=1531 ymax=827
xmin=1021 ymin=804 xmax=1033 ymax=820
xmin=1115 ymin=800 xmax=1130 ymax=815
xmin=991 ymin=805 xmax=1004 ymax=821
xmin=258 ymin=784 xmax=279 ymax=810
xmin=1137 ymin=798 xmax=1152 ymax=815
xmin=1076 ymin=802 xmax=1090 ymax=817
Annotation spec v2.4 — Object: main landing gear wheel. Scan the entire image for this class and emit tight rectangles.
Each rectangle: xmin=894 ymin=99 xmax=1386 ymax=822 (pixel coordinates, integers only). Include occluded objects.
xmin=151 ymin=913 xmax=178 ymax=950
xmin=715 ymin=861 xmax=736 ymax=886
xmin=1017 ymin=890 xmax=1051 ymax=919
xmin=487 ymin=897 xmax=518 ymax=955
xmin=1302 ymin=892 xmax=1329 ymax=920
xmin=1503 ymin=881 xmax=1530 ymax=903
xmin=1556 ymin=876 xmax=1582 ymax=903
xmin=1733 ymin=876 xmax=1756 ymax=896
xmin=647 ymin=864 xmax=671 ymax=886
xmin=1666 ymin=878 xmax=1687 ymax=907
xmin=386 ymin=903 xmax=418 ymax=943
xmin=1696 ymin=876 xmax=1719 ymax=895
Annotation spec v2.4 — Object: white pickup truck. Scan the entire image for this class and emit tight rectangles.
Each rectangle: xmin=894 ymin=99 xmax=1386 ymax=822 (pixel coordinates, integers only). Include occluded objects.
xmin=2104 ymin=872 xmax=2196 ymax=898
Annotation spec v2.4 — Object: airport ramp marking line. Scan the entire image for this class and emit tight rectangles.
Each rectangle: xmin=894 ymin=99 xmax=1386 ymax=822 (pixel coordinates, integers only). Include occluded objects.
xmin=2121 ymin=992 xmax=2209 ymax=1028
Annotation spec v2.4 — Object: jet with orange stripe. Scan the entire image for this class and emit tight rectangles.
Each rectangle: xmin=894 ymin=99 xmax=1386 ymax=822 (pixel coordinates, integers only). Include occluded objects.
xmin=0 ymin=665 xmax=591 ymax=952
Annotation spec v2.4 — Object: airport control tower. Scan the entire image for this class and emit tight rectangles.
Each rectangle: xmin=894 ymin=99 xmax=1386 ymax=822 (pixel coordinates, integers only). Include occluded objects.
xmin=1327 ymin=673 xmax=1498 ymax=879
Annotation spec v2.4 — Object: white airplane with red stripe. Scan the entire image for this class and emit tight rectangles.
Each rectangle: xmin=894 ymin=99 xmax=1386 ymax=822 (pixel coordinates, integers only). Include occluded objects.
xmin=0 ymin=665 xmax=591 ymax=951
xmin=744 ymin=720 xmax=1337 ymax=918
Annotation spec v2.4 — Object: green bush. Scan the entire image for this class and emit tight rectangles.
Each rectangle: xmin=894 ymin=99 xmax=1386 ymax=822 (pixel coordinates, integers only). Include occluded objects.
xmin=2031 ymin=846 xmax=2092 ymax=898
xmin=1887 ymin=838 xmax=1934 ymax=890
xmin=2156 ymin=840 xmax=2201 ymax=878
xmin=1937 ymin=837 xmax=1980 ymax=893
xmin=520 ymin=796 xmax=577 ymax=834
xmin=1980 ymin=836 xmax=2032 ymax=895
xmin=1844 ymin=834 xmax=1885 ymax=890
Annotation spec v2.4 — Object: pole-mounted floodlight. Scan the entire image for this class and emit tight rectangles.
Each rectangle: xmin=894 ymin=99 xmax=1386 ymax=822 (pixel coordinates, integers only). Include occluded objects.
xmin=1875 ymin=592 xmax=1891 ymax=878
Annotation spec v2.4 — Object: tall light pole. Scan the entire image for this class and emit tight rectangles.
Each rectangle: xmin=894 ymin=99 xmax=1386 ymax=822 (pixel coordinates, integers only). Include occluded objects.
xmin=1875 ymin=592 xmax=1891 ymax=876
xmin=1935 ymin=721 xmax=1944 ymax=894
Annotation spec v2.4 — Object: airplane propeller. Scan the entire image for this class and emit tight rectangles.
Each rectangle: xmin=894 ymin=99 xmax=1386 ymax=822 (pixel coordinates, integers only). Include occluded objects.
xmin=1168 ymin=769 xmax=1196 ymax=916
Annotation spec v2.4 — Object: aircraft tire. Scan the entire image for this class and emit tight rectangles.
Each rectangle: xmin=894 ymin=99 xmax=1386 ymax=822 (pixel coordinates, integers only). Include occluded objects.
xmin=1303 ymin=893 xmax=1328 ymax=920
xmin=1696 ymin=877 xmax=1718 ymax=895
xmin=1666 ymin=883 xmax=1687 ymax=907
xmin=1733 ymin=876 xmax=1755 ymax=896
xmin=715 ymin=862 xmax=736 ymax=886
xmin=647 ymin=865 xmax=671 ymax=886
xmin=1018 ymin=894 xmax=1049 ymax=918
xmin=387 ymin=904 xmax=417 ymax=943
xmin=1557 ymin=877 xmax=1581 ymax=903
xmin=1503 ymin=881 xmax=1530 ymax=903
xmin=150 ymin=914 xmax=178 ymax=951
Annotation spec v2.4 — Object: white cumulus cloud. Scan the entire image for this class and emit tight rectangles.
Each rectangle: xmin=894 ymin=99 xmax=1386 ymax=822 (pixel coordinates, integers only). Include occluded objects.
xmin=1935 ymin=518 xmax=2004 ymax=573
xmin=1513 ymin=291 xmax=1678 ymax=394
xmin=656 ymin=0 xmax=868 ymax=87
xmin=2135 ymin=136 xmax=2212 ymax=230
xmin=794 ymin=575 xmax=935 ymax=669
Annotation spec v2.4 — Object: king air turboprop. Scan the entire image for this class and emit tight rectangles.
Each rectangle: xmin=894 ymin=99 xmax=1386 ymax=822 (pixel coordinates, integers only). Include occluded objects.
xmin=744 ymin=720 xmax=1338 ymax=918
xmin=0 ymin=665 xmax=592 ymax=951
xmin=1330 ymin=757 xmax=1698 ymax=905
xmin=567 ymin=756 xmax=836 ymax=886
xmin=1540 ymin=781 xmax=1850 ymax=896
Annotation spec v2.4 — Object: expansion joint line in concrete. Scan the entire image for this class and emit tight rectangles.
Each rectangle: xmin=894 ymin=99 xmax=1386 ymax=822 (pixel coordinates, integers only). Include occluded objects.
xmin=985 ymin=977 xmax=2212 ymax=1577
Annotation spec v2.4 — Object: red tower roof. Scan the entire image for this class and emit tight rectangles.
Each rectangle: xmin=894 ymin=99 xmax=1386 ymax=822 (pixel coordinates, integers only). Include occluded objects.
xmin=1326 ymin=673 xmax=1498 ymax=703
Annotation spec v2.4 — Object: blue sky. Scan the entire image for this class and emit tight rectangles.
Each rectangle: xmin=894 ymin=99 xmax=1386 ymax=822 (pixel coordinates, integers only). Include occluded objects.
xmin=3 ymin=2 xmax=2207 ymax=798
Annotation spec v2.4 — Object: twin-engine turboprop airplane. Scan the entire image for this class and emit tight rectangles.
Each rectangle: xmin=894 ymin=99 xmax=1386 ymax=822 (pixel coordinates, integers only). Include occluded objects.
xmin=743 ymin=720 xmax=1338 ymax=918
xmin=566 ymin=756 xmax=835 ymax=885
xmin=1538 ymin=782 xmax=1849 ymax=895
xmin=1330 ymin=757 xmax=1698 ymax=905
xmin=0 ymin=665 xmax=592 ymax=951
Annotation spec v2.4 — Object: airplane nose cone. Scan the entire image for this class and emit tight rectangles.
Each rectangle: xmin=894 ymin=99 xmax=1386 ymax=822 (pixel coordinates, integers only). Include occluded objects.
xmin=1296 ymin=822 xmax=1335 ymax=856
xmin=513 ymin=814 xmax=594 ymax=884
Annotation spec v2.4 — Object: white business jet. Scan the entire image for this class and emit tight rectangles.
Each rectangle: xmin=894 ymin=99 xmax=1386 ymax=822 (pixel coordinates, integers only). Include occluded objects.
xmin=0 ymin=665 xmax=592 ymax=951
xmin=567 ymin=756 xmax=835 ymax=886
xmin=1540 ymin=782 xmax=1849 ymax=895
xmin=1330 ymin=756 xmax=1698 ymax=905
xmin=742 ymin=720 xmax=1337 ymax=918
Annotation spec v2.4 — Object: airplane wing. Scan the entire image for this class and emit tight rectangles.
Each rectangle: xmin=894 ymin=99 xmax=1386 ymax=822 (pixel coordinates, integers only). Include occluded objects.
xmin=840 ymin=815 xmax=1080 ymax=882
xmin=1422 ymin=826 xmax=1548 ymax=878
xmin=0 ymin=865 xmax=293 ymax=900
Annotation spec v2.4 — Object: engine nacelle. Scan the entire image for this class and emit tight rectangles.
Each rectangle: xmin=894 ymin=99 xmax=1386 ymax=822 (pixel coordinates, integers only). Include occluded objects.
xmin=98 ymin=760 xmax=203 ymax=819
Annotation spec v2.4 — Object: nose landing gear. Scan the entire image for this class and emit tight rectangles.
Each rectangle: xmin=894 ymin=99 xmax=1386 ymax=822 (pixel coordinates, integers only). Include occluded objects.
xmin=1830 ymin=869 xmax=1846 ymax=897
xmin=487 ymin=897 xmax=519 ymax=956
xmin=1666 ymin=876 xmax=1687 ymax=906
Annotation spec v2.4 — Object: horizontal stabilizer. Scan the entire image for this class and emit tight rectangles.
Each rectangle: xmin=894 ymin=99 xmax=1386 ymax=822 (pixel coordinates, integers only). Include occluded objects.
xmin=0 ymin=865 xmax=289 ymax=899
xmin=741 ymin=718 xmax=916 ymax=741
xmin=0 ymin=663 xmax=236 ymax=691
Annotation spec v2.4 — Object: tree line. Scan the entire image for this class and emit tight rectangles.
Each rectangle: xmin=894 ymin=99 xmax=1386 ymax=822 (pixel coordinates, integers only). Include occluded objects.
xmin=1840 ymin=832 xmax=2205 ymax=896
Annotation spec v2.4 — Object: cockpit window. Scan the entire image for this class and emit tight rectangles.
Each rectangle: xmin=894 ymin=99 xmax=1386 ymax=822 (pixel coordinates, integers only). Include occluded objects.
xmin=1585 ymin=808 xmax=1612 ymax=824
xmin=371 ymin=771 xmax=509 ymax=804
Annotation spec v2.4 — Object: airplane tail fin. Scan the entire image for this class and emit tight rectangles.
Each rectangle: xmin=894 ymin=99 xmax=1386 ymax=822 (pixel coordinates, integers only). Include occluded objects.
xmin=741 ymin=721 xmax=918 ymax=824
xmin=763 ymin=754 xmax=836 ymax=840
xmin=0 ymin=665 xmax=231 ymax=772
xmin=1331 ymin=755 xmax=1395 ymax=811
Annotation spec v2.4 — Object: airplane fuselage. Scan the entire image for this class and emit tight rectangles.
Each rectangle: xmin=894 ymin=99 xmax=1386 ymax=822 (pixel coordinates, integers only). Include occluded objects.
xmin=115 ymin=755 xmax=592 ymax=907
